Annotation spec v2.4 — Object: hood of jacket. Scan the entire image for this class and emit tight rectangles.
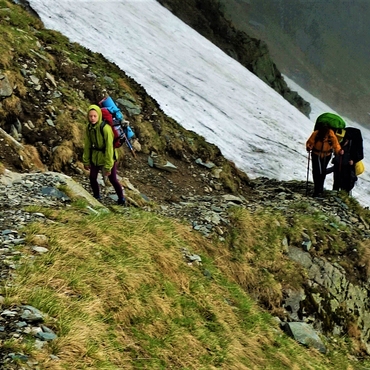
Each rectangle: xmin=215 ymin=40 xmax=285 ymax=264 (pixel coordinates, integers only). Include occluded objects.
xmin=87 ymin=105 xmax=103 ymax=126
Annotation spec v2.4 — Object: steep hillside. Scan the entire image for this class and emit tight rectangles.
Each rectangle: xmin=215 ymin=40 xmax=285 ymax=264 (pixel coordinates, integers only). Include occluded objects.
xmin=0 ymin=0 xmax=252 ymax=198
xmin=2 ymin=169 xmax=370 ymax=369
xmin=219 ymin=0 xmax=370 ymax=126
xmin=156 ymin=0 xmax=311 ymax=117
xmin=1 ymin=1 xmax=370 ymax=369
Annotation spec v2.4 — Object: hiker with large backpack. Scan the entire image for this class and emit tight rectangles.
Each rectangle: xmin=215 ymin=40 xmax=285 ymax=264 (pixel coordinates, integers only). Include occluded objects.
xmin=330 ymin=127 xmax=364 ymax=193
xmin=82 ymin=104 xmax=126 ymax=205
xmin=306 ymin=125 xmax=342 ymax=197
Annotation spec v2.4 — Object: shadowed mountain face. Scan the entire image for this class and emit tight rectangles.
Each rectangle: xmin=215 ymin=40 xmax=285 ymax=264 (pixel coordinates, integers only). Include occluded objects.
xmin=157 ymin=0 xmax=311 ymax=117
xmin=219 ymin=0 xmax=370 ymax=126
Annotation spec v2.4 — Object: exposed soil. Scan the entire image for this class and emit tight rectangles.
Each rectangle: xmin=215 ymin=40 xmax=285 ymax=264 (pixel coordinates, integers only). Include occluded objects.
xmin=0 ymin=137 xmax=251 ymax=206
xmin=86 ymin=151 xmax=253 ymax=205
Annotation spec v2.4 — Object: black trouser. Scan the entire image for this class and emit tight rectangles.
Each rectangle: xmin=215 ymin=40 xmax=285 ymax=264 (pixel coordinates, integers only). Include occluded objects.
xmin=312 ymin=153 xmax=331 ymax=195
xmin=333 ymin=163 xmax=357 ymax=193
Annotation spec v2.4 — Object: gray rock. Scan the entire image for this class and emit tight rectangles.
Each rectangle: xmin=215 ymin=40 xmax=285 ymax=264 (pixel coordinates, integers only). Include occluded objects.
xmin=281 ymin=322 xmax=326 ymax=353
xmin=0 ymin=74 xmax=13 ymax=97
xmin=21 ymin=305 xmax=44 ymax=323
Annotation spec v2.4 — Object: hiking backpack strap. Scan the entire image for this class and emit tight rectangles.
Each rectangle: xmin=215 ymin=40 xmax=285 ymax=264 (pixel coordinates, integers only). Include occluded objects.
xmin=99 ymin=120 xmax=117 ymax=160
xmin=88 ymin=123 xmax=104 ymax=152
xmin=99 ymin=121 xmax=106 ymax=149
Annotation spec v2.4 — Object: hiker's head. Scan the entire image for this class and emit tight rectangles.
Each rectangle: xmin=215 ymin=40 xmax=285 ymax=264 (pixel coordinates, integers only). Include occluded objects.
xmin=315 ymin=124 xmax=331 ymax=142
xmin=317 ymin=124 xmax=330 ymax=134
xmin=88 ymin=105 xmax=102 ymax=125
xmin=335 ymin=128 xmax=346 ymax=143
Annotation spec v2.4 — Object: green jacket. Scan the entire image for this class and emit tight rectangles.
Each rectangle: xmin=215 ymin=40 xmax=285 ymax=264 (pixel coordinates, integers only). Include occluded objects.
xmin=82 ymin=105 xmax=117 ymax=171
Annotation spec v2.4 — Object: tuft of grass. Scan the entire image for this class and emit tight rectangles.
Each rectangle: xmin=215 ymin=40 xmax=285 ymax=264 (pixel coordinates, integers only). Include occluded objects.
xmin=358 ymin=239 xmax=370 ymax=279
xmin=205 ymin=207 xmax=305 ymax=306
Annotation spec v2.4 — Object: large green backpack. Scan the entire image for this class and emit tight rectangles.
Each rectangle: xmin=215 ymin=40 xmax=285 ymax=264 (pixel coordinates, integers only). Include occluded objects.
xmin=314 ymin=112 xmax=346 ymax=131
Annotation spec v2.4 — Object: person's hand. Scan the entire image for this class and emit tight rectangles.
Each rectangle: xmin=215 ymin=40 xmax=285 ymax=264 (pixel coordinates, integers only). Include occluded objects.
xmin=84 ymin=165 xmax=90 ymax=170
xmin=104 ymin=170 xmax=111 ymax=177
xmin=349 ymin=160 xmax=354 ymax=165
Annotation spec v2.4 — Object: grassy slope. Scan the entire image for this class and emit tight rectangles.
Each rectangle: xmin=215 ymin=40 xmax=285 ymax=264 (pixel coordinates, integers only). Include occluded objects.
xmin=6 ymin=201 xmax=369 ymax=369
xmin=1 ymin=0 xmax=370 ymax=368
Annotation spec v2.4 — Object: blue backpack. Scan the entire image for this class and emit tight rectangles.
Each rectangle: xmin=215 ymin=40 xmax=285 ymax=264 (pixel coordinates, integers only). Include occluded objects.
xmin=99 ymin=96 xmax=135 ymax=141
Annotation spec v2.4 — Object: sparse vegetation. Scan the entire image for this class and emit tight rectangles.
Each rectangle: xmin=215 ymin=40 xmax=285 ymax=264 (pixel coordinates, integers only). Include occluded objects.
xmin=2 ymin=203 xmax=369 ymax=369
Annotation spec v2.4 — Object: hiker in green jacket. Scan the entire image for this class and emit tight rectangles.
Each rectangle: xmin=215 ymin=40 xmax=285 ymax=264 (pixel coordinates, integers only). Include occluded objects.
xmin=82 ymin=105 xmax=126 ymax=205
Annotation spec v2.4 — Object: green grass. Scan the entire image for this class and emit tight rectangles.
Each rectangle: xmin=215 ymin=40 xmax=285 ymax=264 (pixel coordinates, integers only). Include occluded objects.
xmin=0 ymin=202 xmax=367 ymax=369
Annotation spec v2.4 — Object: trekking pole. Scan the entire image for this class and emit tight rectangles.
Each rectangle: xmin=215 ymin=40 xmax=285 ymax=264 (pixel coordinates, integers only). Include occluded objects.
xmin=306 ymin=151 xmax=311 ymax=196
xmin=123 ymin=133 xmax=136 ymax=158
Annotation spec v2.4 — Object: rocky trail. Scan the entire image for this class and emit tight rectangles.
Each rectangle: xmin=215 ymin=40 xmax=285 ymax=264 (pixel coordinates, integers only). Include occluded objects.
xmin=0 ymin=149 xmax=369 ymax=368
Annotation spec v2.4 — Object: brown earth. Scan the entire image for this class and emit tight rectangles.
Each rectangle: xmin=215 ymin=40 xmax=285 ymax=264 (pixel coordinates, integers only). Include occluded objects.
xmin=0 ymin=135 xmax=252 ymax=206
xmin=79 ymin=149 xmax=253 ymax=206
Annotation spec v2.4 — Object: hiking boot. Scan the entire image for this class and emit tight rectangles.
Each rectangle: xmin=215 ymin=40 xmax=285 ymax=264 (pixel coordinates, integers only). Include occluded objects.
xmin=117 ymin=198 xmax=126 ymax=206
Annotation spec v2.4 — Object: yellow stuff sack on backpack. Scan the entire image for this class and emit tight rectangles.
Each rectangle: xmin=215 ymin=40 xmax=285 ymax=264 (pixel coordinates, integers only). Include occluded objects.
xmin=355 ymin=160 xmax=365 ymax=176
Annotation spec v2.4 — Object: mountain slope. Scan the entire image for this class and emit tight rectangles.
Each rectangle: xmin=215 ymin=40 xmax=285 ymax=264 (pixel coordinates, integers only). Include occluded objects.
xmin=156 ymin=0 xmax=311 ymax=117
xmin=133 ymin=0 xmax=370 ymax=207
xmin=24 ymin=0 xmax=325 ymax=189
xmin=1 ymin=0 xmax=252 ymax=196
xmin=1 ymin=1 xmax=370 ymax=368
xmin=2 ymin=169 xmax=370 ymax=369
xmin=219 ymin=0 xmax=370 ymax=126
